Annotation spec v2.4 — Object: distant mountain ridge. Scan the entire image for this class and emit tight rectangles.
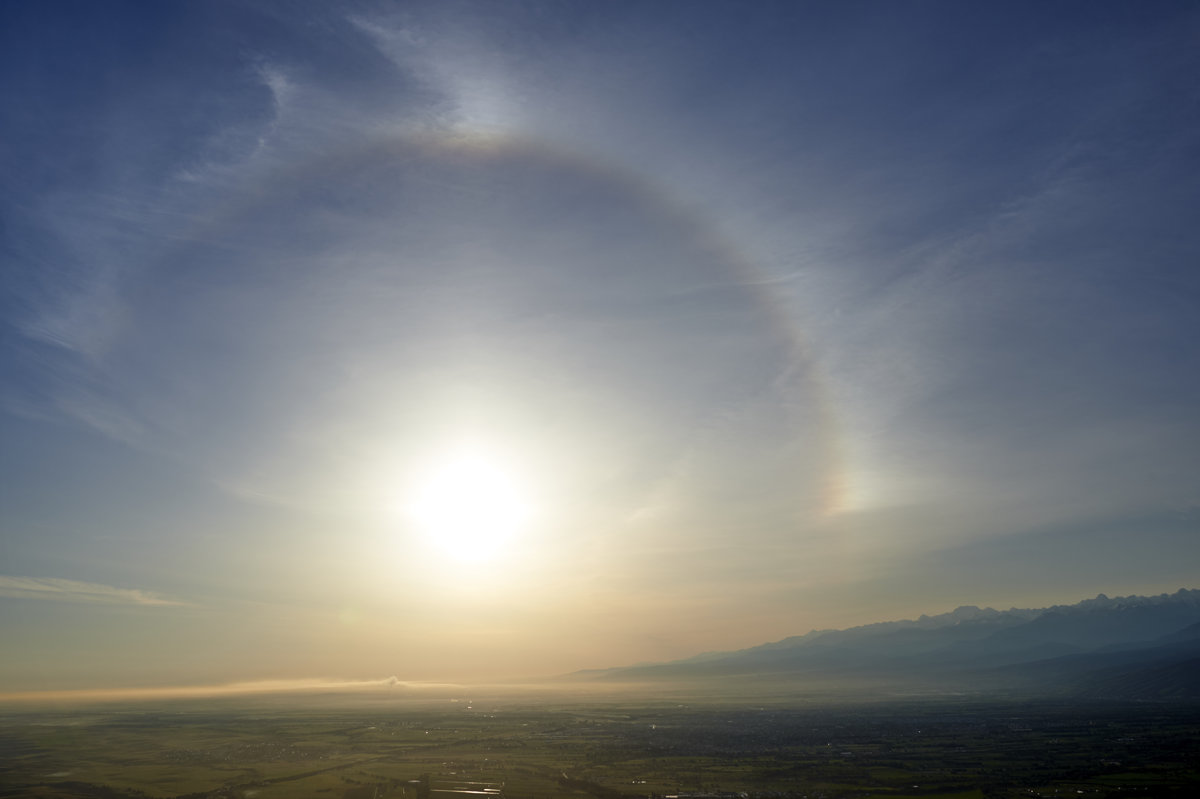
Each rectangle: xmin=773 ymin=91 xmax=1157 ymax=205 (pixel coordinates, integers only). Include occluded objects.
xmin=575 ymin=589 xmax=1200 ymax=699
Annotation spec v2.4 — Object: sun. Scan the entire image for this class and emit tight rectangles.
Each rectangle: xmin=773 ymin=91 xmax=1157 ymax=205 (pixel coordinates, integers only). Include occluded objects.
xmin=405 ymin=447 xmax=534 ymax=564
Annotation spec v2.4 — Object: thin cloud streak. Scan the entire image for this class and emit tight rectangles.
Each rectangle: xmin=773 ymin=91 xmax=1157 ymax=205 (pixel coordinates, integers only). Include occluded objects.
xmin=0 ymin=576 xmax=189 ymax=607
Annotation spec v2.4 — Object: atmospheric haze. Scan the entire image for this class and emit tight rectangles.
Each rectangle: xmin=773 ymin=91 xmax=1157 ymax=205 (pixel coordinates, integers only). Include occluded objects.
xmin=2 ymin=1 xmax=1199 ymax=696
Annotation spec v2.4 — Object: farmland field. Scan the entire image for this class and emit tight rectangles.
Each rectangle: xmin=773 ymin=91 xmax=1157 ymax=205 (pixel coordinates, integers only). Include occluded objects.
xmin=1 ymin=694 xmax=1197 ymax=798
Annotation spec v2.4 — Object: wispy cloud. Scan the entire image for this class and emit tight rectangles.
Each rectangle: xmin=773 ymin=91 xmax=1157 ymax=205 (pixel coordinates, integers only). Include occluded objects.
xmin=0 ymin=576 xmax=188 ymax=607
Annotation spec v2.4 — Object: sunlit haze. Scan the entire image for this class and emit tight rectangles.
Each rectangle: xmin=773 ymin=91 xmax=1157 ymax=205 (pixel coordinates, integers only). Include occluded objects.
xmin=1 ymin=1 xmax=1198 ymax=696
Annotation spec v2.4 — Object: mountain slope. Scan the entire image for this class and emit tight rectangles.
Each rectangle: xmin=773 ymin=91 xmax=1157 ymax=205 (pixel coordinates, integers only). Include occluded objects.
xmin=576 ymin=589 xmax=1200 ymax=698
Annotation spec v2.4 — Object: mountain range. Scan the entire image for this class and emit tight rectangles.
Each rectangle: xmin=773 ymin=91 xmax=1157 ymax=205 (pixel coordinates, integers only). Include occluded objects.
xmin=573 ymin=589 xmax=1200 ymax=700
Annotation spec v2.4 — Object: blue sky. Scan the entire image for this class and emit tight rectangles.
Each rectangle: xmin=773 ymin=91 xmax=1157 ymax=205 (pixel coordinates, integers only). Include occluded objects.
xmin=2 ymin=1 xmax=1198 ymax=692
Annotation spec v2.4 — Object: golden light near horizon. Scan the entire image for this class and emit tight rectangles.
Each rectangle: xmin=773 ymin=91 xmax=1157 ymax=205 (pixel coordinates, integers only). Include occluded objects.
xmin=405 ymin=446 xmax=535 ymax=565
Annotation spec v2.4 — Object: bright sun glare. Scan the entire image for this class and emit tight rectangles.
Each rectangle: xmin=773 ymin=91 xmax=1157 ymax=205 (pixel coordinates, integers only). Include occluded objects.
xmin=406 ymin=448 xmax=533 ymax=564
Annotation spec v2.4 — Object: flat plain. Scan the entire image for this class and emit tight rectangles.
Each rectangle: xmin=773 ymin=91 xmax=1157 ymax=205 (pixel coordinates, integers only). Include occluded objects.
xmin=1 ymin=693 xmax=1197 ymax=799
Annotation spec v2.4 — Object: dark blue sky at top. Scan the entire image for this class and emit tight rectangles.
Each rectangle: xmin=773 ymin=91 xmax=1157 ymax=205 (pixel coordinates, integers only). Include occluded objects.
xmin=1 ymin=0 xmax=1198 ymax=688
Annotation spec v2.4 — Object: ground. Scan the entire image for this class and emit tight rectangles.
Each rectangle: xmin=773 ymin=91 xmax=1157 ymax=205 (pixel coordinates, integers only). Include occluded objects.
xmin=1 ymin=694 xmax=1197 ymax=798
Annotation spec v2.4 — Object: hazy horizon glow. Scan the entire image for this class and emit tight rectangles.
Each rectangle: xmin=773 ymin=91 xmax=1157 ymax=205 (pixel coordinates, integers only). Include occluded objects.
xmin=2 ymin=1 xmax=1198 ymax=692
xmin=0 ymin=676 xmax=470 ymax=706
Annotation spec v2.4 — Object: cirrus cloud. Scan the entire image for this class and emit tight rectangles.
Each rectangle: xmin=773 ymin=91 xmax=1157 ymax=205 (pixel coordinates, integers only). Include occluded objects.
xmin=0 ymin=576 xmax=188 ymax=607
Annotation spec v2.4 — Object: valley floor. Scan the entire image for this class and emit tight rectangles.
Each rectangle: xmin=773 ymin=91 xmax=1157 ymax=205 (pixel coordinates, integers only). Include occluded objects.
xmin=1 ymin=695 xmax=1197 ymax=799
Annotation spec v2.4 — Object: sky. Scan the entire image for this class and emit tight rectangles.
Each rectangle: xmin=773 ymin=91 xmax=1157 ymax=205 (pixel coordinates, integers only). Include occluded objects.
xmin=2 ymin=0 xmax=1198 ymax=694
